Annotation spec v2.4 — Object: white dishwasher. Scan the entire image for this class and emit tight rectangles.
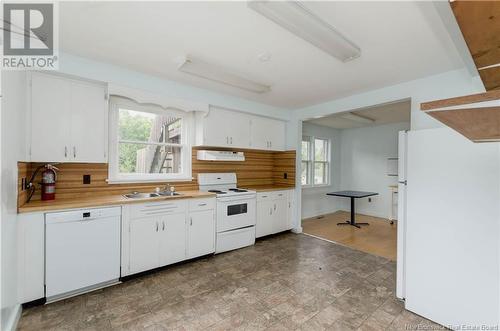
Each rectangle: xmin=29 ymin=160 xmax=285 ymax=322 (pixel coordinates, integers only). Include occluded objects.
xmin=45 ymin=207 xmax=121 ymax=301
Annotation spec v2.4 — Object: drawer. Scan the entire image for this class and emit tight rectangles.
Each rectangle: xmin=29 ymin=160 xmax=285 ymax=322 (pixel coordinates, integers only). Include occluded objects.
xmin=257 ymin=190 xmax=288 ymax=201
xmin=130 ymin=200 xmax=187 ymax=218
xmin=257 ymin=192 xmax=274 ymax=201
xmin=272 ymin=191 xmax=288 ymax=200
xmin=216 ymin=226 xmax=255 ymax=254
xmin=189 ymin=197 xmax=216 ymax=212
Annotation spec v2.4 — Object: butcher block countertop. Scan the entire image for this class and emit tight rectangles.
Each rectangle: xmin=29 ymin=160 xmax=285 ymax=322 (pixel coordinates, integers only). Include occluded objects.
xmin=244 ymin=185 xmax=295 ymax=192
xmin=18 ymin=190 xmax=216 ymax=214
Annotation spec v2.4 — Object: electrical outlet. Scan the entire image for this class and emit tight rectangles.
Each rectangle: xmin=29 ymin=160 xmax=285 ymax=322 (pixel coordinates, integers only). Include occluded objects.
xmin=83 ymin=174 xmax=91 ymax=184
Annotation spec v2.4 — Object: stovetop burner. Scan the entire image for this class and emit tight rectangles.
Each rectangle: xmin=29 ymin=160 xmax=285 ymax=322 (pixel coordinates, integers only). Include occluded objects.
xmin=228 ymin=188 xmax=248 ymax=193
xmin=208 ymin=190 xmax=227 ymax=194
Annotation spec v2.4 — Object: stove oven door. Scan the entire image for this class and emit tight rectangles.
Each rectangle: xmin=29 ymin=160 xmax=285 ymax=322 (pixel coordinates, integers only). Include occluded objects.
xmin=216 ymin=195 xmax=256 ymax=232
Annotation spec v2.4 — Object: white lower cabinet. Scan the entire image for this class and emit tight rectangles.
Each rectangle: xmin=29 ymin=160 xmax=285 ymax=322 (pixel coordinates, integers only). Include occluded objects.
xmin=123 ymin=197 xmax=216 ymax=277
xmin=18 ymin=212 xmax=45 ymax=303
xmin=188 ymin=209 xmax=215 ymax=258
xmin=256 ymin=190 xmax=294 ymax=238
xmin=129 ymin=216 xmax=162 ymax=275
xmin=159 ymin=213 xmax=187 ymax=266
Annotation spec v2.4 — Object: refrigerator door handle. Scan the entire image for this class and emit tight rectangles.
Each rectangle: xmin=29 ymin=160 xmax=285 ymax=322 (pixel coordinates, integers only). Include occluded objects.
xmin=398 ymin=180 xmax=407 ymax=185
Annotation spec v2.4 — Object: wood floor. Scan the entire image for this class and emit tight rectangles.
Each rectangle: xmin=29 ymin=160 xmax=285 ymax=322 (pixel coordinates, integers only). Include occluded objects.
xmin=302 ymin=211 xmax=397 ymax=261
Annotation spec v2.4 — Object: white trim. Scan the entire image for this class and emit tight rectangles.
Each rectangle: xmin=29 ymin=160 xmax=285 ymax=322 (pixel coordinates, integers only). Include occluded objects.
xmin=108 ymin=84 xmax=209 ymax=112
xmin=301 ymin=135 xmax=331 ymax=187
xmin=2 ymin=304 xmax=22 ymax=331
xmin=107 ymin=99 xmax=194 ymax=183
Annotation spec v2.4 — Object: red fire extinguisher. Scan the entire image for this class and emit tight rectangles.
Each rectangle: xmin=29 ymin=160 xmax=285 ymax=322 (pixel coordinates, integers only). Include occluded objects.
xmin=41 ymin=164 xmax=59 ymax=201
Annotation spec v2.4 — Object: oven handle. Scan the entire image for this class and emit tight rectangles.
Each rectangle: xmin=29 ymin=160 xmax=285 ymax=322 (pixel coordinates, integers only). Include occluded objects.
xmin=217 ymin=195 xmax=256 ymax=203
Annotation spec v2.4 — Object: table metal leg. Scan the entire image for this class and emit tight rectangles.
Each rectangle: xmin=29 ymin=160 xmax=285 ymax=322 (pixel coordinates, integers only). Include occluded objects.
xmin=337 ymin=197 xmax=370 ymax=228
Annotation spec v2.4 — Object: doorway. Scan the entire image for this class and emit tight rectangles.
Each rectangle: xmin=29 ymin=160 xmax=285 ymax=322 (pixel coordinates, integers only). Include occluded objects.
xmin=300 ymin=99 xmax=411 ymax=261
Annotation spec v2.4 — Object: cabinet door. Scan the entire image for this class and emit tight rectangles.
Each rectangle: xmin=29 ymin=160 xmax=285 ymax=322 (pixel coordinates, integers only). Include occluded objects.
xmin=159 ymin=213 xmax=187 ymax=266
xmin=188 ymin=210 xmax=215 ymax=258
xmin=272 ymin=198 xmax=288 ymax=234
xmin=250 ymin=116 xmax=285 ymax=151
xmin=129 ymin=217 xmax=159 ymax=274
xmin=70 ymin=81 xmax=107 ymax=162
xmin=30 ymin=73 xmax=71 ymax=162
xmin=256 ymin=200 xmax=274 ymax=238
xmin=203 ymin=108 xmax=250 ymax=148
xmin=268 ymin=120 xmax=285 ymax=151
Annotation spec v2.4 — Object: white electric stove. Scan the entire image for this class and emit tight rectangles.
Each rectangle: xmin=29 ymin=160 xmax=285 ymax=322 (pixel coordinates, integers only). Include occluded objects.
xmin=198 ymin=173 xmax=256 ymax=253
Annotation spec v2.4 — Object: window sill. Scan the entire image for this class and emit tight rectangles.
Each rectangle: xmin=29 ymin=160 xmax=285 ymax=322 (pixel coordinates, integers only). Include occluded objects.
xmin=301 ymin=184 xmax=331 ymax=190
xmin=106 ymin=177 xmax=193 ymax=184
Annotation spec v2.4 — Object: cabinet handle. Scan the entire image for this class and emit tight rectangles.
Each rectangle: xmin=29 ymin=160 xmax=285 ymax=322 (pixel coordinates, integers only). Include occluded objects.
xmin=190 ymin=217 xmax=193 ymax=226
xmin=270 ymin=141 xmax=272 ymax=148
xmin=156 ymin=222 xmax=159 ymax=232
xmin=270 ymin=208 xmax=272 ymax=215
xmin=64 ymin=146 xmax=67 ymax=158
xmin=274 ymin=203 xmax=277 ymax=211
xmin=73 ymin=146 xmax=76 ymax=158
xmin=226 ymin=137 xmax=229 ymax=144
xmin=162 ymin=221 xmax=165 ymax=231
xmin=198 ymin=203 xmax=207 ymax=206
xmin=230 ymin=137 xmax=233 ymax=144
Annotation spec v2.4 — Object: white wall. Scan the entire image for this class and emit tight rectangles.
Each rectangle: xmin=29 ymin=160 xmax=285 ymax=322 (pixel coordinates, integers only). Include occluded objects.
xmin=301 ymin=122 xmax=342 ymax=219
xmin=58 ymin=53 xmax=291 ymax=121
xmin=339 ymin=122 xmax=410 ymax=218
xmin=1 ymin=71 xmax=27 ymax=331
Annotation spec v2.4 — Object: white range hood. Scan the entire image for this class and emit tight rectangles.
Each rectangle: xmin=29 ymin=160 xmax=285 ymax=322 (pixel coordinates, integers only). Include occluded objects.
xmin=197 ymin=150 xmax=245 ymax=161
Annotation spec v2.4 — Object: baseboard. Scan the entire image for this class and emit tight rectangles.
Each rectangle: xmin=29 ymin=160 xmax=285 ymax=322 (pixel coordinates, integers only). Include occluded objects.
xmin=301 ymin=208 xmax=340 ymax=220
xmin=2 ymin=304 xmax=22 ymax=331
xmin=302 ymin=209 xmax=390 ymax=221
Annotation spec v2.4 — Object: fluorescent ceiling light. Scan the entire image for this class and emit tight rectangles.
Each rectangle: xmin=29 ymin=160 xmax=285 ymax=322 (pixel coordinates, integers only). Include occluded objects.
xmin=341 ymin=112 xmax=375 ymax=123
xmin=248 ymin=0 xmax=361 ymax=62
xmin=178 ymin=56 xmax=271 ymax=94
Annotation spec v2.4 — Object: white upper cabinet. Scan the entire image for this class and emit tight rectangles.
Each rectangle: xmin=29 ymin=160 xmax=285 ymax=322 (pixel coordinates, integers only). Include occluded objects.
xmin=29 ymin=73 xmax=107 ymax=163
xmin=199 ymin=107 xmax=251 ymax=148
xmin=30 ymin=74 xmax=71 ymax=162
xmin=196 ymin=107 xmax=286 ymax=151
xmin=250 ymin=116 xmax=285 ymax=151
xmin=69 ymin=81 xmax=108 ymax=162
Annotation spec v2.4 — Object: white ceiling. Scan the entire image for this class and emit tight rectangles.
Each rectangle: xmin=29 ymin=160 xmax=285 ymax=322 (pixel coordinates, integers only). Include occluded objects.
xmin=307 ymin=100 xmax=411 ymax=129
xmin=59 ymin=1 xmax=465 ymax=109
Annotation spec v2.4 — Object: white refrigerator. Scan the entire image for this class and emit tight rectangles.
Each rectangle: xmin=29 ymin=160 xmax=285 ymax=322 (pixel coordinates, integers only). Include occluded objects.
xmin=403 ymin=127 xmax=500 ymax=327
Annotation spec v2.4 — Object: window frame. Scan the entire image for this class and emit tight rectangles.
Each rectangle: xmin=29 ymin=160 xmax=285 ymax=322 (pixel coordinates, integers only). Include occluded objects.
xmin=301 ymin=135 xmax=331 ymax=188
xmin=108 ymin=97 xmax=193 ymax=184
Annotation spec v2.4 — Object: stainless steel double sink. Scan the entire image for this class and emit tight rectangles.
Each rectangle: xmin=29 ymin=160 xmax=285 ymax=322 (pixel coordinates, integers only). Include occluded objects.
xmin=123 ymin=191 xmax=182 ymax=199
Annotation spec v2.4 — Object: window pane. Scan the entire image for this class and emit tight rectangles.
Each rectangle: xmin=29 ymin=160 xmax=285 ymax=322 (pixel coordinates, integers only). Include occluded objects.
xmin=301 ymin=161 xmax=310 ymax=185
xmin=118 ymin=108 xmax=182 ymax=144
xmin=315 ymin=138 xmax=327 ymax=161
xmin=314 ymin=162 xmax=327 ymax=185
xmin=119 ymin=143 xmax=182 ymax=174
xmin=302 ymin=139 xmax=310 ymax=160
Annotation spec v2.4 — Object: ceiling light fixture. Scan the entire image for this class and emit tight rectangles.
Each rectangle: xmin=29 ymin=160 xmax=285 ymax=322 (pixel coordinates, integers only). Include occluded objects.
xmin=341 ymin=112 xmax=375 ymax=123
xmin=178 ymin=56 xmax=271 ymax=94
xmin=248 ymin=0 xmax=361 ymax=62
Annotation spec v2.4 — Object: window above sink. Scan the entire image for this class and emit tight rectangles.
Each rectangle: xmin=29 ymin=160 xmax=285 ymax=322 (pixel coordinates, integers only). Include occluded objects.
xmin=108 ymin=96 xmax=194 ymax=184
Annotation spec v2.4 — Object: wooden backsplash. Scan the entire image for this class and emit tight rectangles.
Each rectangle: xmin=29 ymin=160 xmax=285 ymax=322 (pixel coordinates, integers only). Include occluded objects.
xmin=18 ymin=148 xmax=295 ymax=206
